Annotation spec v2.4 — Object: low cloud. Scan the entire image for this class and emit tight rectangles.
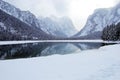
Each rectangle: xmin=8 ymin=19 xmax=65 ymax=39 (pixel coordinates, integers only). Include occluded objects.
xmin=3 ymin=0 xmax=69 ymax=17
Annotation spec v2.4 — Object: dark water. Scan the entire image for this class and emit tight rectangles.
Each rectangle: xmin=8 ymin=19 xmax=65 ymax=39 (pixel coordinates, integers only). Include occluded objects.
xmin=0 ymin=42 xmax=102 ymax=60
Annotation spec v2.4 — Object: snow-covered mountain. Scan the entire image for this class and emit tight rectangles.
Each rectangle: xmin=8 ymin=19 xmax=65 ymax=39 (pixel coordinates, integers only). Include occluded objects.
xmin=75 ymin=3 xmax=120 ymax=38
xmin=0 ymin=0 xmax=77 ymax=37
xmin=0 ymin=0 xmax=40 ymax=28
xmin=0 ymin=9 xmax=55 ymax=40
xmin=39 ymin=16 xmax=77 ymax=37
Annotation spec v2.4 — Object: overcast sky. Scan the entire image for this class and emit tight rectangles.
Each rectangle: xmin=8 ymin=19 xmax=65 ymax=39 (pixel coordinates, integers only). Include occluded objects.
xmin=4 ymin=0 xmax=119 ymax=30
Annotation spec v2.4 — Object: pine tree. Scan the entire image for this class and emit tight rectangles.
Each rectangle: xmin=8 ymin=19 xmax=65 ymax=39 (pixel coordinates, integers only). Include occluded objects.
xmin=102 ymin=22 xmax=120 ymax=41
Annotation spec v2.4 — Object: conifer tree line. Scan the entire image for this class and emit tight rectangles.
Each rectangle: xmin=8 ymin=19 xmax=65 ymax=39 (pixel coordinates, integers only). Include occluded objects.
xmin=102 ymin=22 xmax=120 ymax=41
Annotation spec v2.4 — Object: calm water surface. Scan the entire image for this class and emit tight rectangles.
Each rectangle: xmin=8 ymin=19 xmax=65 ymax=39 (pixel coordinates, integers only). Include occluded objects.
xmin=0 ymin=42 xmax=102 ymax=60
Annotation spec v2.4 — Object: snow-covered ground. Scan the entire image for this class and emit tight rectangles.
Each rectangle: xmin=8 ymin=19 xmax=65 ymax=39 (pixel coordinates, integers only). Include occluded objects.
xmin=0 ymin=44 xmax=120 ymax=80
xmin=0 ymin=40 xmax=120 ymax=45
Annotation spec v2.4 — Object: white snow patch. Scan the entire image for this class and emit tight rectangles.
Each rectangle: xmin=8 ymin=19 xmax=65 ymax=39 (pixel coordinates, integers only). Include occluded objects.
xmin=0 ymin=40 xmax=120 ymax=45
xmin=10 ymin=27 xmax=16 ymax=34
xmin=117 ymin=8 xmax=120 ymax=15
xmin=0 ymin=22 xmax=7 ymax=30
xmin=0 ymin=44 xmax=120 ymax=80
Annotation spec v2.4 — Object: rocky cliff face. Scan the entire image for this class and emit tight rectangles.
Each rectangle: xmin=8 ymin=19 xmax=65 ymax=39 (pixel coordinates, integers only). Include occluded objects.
xmin=0 ymin=0 xmax=40 ymax=28
xmin=39 ymin=16 xmax=77 ymax=37
xmin=0 ymin=0 xmax=77 ymax=37
xmin=0 ymin=9 xmax=55 ymax=40
xmin=75 ymin=3 xmax=120 ymax=39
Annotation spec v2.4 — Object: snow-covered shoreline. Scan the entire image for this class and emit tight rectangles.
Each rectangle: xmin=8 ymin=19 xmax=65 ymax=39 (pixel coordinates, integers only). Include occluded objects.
xmin=0 ymin=40 xmax=120 ymax=45
xmin=0 ymin=44 xmax=120 ymax=80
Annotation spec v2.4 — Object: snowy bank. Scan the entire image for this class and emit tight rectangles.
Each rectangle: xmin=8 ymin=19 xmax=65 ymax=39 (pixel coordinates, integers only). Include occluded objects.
xmin=0 ymin=40 xmax=120 ymax=45
xmin=0 ymin=44 xmax=120 ymax=80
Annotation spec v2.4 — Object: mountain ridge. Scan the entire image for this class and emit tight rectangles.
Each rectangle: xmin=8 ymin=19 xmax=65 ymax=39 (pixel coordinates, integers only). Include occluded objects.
xmin=0 ymin=9 xmax=56 ymax=40
xmin=0 ymin=0 xmax=77 ymax=37
xmin=75 ymin=3 xmax=120 ymax=39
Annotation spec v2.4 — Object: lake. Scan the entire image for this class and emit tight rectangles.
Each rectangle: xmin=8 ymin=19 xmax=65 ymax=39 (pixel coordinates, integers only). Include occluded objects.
xmin=0 ymin=42 xmax=103 ymax=60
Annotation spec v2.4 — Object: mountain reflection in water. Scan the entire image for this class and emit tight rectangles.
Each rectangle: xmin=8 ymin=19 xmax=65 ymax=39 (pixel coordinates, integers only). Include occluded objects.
xmin=0 ymin=42 xmax=102 ymax=60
